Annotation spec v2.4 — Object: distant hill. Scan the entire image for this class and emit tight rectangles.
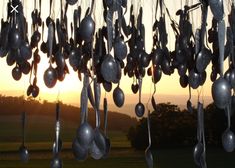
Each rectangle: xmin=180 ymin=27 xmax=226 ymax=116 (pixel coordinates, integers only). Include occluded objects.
xmin=0 ymin=95 xmax=137 ymax=132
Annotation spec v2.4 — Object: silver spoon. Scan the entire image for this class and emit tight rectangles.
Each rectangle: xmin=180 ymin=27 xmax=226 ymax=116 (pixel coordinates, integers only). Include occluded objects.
xmin=90 ymin=78 xmax=106 ymax=160
xmin=200 ymin=102 xmax=207 ymax=168
xmin=145 ymin=110 xmax=153 ymax=168
xmin=73 ymin=74 xmax=93 ymax=161
xmin=209 ymin=0 xmax=224 ymax=21
xmin=102 ymin=97 xmax=111 ymax=158
xmin=222 ymin=102 xmax=235 ymax=152
xmin=51 ymin=102 xmax=63 ymax=168
xmin=19 ymin=111 xmax=29 ymax=163
xmin=193 ymin=102 xmax=203 ymax=166
xmin=212 ymin=20 xmax=231 ymax=109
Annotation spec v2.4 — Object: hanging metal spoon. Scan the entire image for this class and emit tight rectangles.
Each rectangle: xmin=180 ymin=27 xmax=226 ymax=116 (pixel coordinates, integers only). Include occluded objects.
xmin=113 ymin=84 xmax=125 ymax=107
xmin=52 ymin=103 xmax=62 ymax=153
xmin=19 ymin=111 xmax=29 ymax=163
xmin=196 ymin=6 xmax=212 ymax=74
xmin=222 ymin=103 xmax=235 ymax=152
xmin=135 ymin=77 xmax=145 ymax=117
xmin=72 ymin=77 xmax=90 ymax=161
xmin=209 ymin=0 xmax=224 ymax=21
xmin=193 ymin=102 xmax=203 ymax=166
xmin=79 ymin=0 xmax=95 ymax=42
xmin=212 ymin=20 xmax=231 ymax=109
xmin=145 ymin=110 xmax=153 ymax=168
xmin=187 ymin=86 xmax=193 ymax=114
xmin=90 ymin=79 xmax=106 ymax=159
xmin=44 ymin=23 xmax=58 ymax=88
xmin=51 ymin=103 xmax=63 ymax=168
xmin=102 ymin=97 xmax=111 ymax=158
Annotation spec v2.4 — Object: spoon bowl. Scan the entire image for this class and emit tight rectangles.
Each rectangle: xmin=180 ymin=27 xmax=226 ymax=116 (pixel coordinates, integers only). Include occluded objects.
xmin=212 ymin=77 xmax=231 ymax=109
xmin=80 ymin=16 xmax=95 ymax=43
xmin=50 ymin=154 xmax=62 ymax=168
xmin=90 ymin=128 xmax=106 ymax=160
xmin=135 ymin=102 xmax=145 ymax=117
xmin=72 ymin=138 xmax=88 ymax=161
xmin=19 ymin=145 xmax=29 ymax=163
xmin=44 ymin=66 xmax=58 ymax=88
xmin=193 ymin=142 xmax=203 ymax=166
xmin=113 ymin=86 xmax=125 ymax=107
xmin=101 ymin=54 xmax=118 ymax=83
xmin=76 ymin=122 xmax=94 ymax=148
xmin=145 ymin=147 xmax=153 ymax=168
xmin=222 ymin=129 xmax=235 ymax=152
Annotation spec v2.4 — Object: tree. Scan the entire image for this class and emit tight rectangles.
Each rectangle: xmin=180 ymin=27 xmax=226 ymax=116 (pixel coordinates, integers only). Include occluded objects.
xmin=127 ymin=102 xmax=230 ymax=149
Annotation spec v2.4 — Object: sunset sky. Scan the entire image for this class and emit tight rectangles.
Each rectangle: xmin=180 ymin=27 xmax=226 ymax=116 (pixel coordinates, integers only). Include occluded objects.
xmin=0 ymin=0 xmax=231 ymax=111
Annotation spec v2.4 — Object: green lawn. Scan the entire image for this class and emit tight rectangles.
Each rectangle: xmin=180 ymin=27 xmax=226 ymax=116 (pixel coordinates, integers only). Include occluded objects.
xmin=0 ymin=147 xmax=235 ymax=168
xmin=1 ymin=116 xmax=235 ymax=168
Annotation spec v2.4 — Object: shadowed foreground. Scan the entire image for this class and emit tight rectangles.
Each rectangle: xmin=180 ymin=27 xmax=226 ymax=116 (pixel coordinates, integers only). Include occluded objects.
xmin=0 ymin=146 xmax=235 ymax=168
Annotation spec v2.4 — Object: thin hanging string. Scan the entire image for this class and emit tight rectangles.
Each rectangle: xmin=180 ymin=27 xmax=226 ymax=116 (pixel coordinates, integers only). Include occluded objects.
xmin=34 ymin=0 xmax=36 ymax=10
xmin=191 ymin=0 xmax=195 ymax=33
xmin=197 ymin=86 xmax=203 ymax=103
xmin=2 ymin=0 xmax=4 ymax=20
xmin=22 ymin=80 xmax=25 ymax=111
xmin=201 ymin=85 xmax=204 ymax=104
xmin=152 ymin=0 xmax=154 ymax=26
xmin=49 ymin=0 xmax=52 ymax=17
xmin=197 ymin=88 xmax=201 ymax=103
xmin=57 ymin=85 xmax=61 ymax=103
xmin=135 ymin=0 xmax=141 ymax=28
xmin=162 ymin=0 xmax=166 ymax=15
xmin=186 ymin=0 xmax=189 ymax=6
xmin=104 ymin=90 xmax=107 ymax=99
xmin=155 ymin=0 xmax=159 ymax=19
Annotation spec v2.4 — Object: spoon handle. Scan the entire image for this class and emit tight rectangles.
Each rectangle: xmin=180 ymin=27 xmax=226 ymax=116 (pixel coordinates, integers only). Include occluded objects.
xmin=56 ymin=102 xmax=60 ymax=122
xmin=64 ymin=2 xmax=69 ymax=21
xmin=107 ymin=9 xmax=113 ymax=53
xmin=104 ymin=97 xmax=108 ymax=135
xmin=49 ymin=0 xmax=53 ymax=16
xmin=147 ymin=110 xmax=151 ymax=146
xmin=201 ymin=104 xmax=207 ymax=168
xmin=80 ymin=74 xmax=89 ymax=124
xmin=77 ymin=6 xmax=81 ymax=25
xmin=200 ymin=4 xmax=208 ymax=49
xmin=197 ymin=102 xmax=202 ymax=141
xmin=218 ymin=20 xmax=225 ymax=77
xmin=188 ymin=85 xmax=192 ymax=100
xmin=139 ymin=77 xmax=143 ymax=103
xmin=227 ymin=27 xmax=235 ymax=67
xmin=87 ymin=83 xmax=95 ymax=108
xmin=21 ymin=111 xmax=26 ymax=145
xmin=87 ymin=0 xmax=95 ymax=16
xmin=73 ymin=10 xmax=78 ymax=45
xmin=80 ymin=86 xmax=86 ymax=124
xmin=195 ymin=29 xmax=201 ymax=56
xmin=94 ymin=78 xmax=101 ymax=128
xmin=84 ymin=74 xmax=89 ymax=122
xmin=55 ymin=121 xmax=60 ymax=154
xmin=55 ymin=102 xmax=61 ymax=154
xmin=48 ymin=22 xmax=54 ymax=62
xmin=227 ymin=101 xmax=231 ymax=129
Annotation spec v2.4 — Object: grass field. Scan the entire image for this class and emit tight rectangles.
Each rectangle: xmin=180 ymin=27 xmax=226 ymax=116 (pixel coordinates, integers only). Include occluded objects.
xmin=1 ymin=115 xmax=235 ymax=167
xmin=0 ymin=147 xmax=235 ymax=168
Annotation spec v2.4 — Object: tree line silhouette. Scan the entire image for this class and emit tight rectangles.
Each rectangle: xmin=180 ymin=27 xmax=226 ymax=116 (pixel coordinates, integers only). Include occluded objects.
xmin=0 ymin=95 xmax=137 ymax=133
xmin=127 ymin=102 xmax=231 ymax=150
